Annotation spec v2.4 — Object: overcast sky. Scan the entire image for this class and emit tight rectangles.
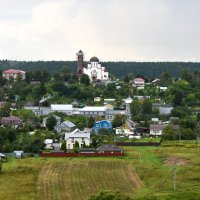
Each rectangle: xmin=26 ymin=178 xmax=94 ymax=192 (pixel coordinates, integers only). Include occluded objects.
xmin=0 ymin=0 xmax=199 ymax=62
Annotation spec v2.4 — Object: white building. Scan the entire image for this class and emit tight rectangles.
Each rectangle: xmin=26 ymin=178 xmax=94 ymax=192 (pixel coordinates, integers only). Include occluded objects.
xmin=65 ymin=128 xmax=90 ymax=149
xmin=23 ymin=106 xmax=51 ymax=116
xmin=51 ymin=104 xmax=73 ymax=115
xmin=3 ymin=69 xmax=26 ymax=80
xmin=83 ymin=56 xmax=109 ymax=82
xmin=150 ymin=124 xmax=166 ymax=136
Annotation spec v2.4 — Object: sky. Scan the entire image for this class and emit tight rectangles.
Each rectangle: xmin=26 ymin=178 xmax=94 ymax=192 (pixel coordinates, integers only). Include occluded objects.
xmin=0 ymin=0 xmax=200 ymax=62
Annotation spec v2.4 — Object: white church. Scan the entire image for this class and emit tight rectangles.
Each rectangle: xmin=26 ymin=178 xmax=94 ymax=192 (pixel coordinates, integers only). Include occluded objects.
xmin=83 ymin=56 xmax=109 ymax=82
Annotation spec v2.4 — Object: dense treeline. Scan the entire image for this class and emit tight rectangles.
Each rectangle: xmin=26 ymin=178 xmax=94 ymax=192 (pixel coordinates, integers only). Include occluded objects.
xmin=1 ymin=60 xmax=200 ymax=78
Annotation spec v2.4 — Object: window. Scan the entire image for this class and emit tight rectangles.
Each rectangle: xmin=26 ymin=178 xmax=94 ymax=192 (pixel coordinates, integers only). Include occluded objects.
xmin=71 ymin=138 xmax=74 ymax=143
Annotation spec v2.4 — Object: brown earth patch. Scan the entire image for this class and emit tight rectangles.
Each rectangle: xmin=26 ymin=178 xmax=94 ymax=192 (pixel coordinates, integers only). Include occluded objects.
xmin=164 ymin=157 xmax=189 ymax=166
xmin=125 ymin=165 xmax=142 ymax=189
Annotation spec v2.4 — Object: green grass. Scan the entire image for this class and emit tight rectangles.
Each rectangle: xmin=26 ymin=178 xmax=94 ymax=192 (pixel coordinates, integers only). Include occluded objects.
xmin=0 ymin=142 xmax=200 ymax=200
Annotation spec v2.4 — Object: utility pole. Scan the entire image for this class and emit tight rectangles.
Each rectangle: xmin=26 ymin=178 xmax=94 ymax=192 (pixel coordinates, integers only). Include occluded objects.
xmin=173 ymin=159 xmax=177 ymax=190
xmin=173 ymin=167 xmax=176 ymax=190
xmin=139 ymin=154 xmax=143 ymax=168
xmin=197 ymin=136 xmax=200 ymax=153
xmin=179 ymin=130 xmax=181 ymax=144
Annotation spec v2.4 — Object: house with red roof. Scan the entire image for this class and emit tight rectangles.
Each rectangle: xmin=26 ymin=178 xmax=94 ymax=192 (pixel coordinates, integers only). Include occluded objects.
xmin=132 ymin=78 xmax=145 ymax=88
xmin=2 ymin=69 xmax=26 ymax=80
xmin=0 ymin=116 xmax=21 ymax=128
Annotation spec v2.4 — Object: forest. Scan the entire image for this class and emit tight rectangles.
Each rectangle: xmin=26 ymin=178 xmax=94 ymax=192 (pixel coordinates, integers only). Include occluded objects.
xmin=1 ymin=60 xmax=200 ymax=78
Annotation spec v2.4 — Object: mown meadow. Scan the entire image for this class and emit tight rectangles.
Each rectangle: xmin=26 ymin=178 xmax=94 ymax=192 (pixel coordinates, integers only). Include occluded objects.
xmin=0 ymin=141 xmax=200 ymax=200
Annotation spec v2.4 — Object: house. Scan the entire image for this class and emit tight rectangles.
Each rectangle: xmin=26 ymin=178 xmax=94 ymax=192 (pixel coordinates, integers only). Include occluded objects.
xmin=96 ymin=144 xmax=123 ymax=153
xmin=92 ymin=120 xmax=112 ymax=133
xmin=133 ymin=96 xmax=150 ymax=100
xmin=2 ymin=69 xmax=26 ymax=80
xmin=126 ymin=118 xmax=138 ymax=130
xmin=150 ymin=124 xmax=166 ymax=136
xmin=23 ymin=106 xmax=51 ymax=116
xmin=152 ymin=78 xmax=160 ymax=84
xmin=51 ymin=143 xmax=61 ymax=152
xmin=104 ymin=99 xmax=115 ymax=105
xmin=1 ymin=116 xmax=21 ymax=128
xmin=115 ymin=124 xmax=134 ymax=136
xmin=44 ymin=139 xmax=53 ymax=149
xmin=65 ymin=128 xmax=90 ymax=149
xmin=94 ymin=97 xmax=101 ymax=102
xmin=104 ymin=104 xmax=113 ymax=110
xmin=55 ymin=120 xmax=76 ymax=133
xmin=79 ymin=106 xmax=106 ymax=117
xmin=159 ymin=87 xmax=168 ymax=91
xmin=153 ymin=103 xmax=173 ymax=115
xmin=131 ymin=78 xmax=145 ymax=87
xmin=151 ymin=118 xmax=159 ymax=123
xmin=50 ymin=104 xmax=73 ymax=115
xmin=14 ymin=150 xmax=24 ymax=158
xmin=105 ymin=109 xmax=126 ymax=121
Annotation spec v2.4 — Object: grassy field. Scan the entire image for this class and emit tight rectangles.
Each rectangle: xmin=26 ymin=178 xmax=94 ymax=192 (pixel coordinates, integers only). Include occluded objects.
xmin=36 ymin=160 xmax=136 ymax=200
xmin=1 ymin=141 xmax=200 ymax=200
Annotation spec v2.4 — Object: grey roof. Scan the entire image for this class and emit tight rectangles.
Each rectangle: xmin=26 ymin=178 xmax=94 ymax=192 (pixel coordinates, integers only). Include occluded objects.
xmin=150 ymin=124 xmax=165 ymax=131
xmin=96 ymin=144 xmax=122 ymax=152
xmin=62 ymin=120 xmax=76 ymax=128
xmin=52 ymin=143 xmax=60 ymax=148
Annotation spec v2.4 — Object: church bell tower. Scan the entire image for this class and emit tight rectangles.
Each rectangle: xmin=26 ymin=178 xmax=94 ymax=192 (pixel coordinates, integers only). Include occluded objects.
xmin=76 ymin=50 xmax=84 ymax=79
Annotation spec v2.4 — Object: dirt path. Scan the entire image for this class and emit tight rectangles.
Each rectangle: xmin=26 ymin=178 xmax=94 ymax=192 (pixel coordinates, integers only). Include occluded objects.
xmin=125 ymin=165 xmax=142 ymax=189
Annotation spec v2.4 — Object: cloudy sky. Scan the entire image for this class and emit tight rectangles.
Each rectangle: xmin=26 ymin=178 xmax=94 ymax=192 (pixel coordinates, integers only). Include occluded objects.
xmin=0 ymin=0 xmax=199 ymax=61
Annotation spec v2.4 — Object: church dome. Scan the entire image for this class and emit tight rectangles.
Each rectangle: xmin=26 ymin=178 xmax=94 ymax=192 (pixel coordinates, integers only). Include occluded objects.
xmin=90 ymin=56 xmax=99 ymax=62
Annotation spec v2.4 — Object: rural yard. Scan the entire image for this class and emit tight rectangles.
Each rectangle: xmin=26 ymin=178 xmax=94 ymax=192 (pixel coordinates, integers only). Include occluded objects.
xmin=1 ymin=142 xmax=200 ymax=200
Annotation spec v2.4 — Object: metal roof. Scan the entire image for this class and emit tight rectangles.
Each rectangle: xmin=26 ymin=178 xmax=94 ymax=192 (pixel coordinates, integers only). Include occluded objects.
xmin=80 ymin=106 xmax=106 ymax=112
xmin=61 ymin=120 xmax=76 ymax=128
xmin=51 ymin=104 xmax=73 ymax=111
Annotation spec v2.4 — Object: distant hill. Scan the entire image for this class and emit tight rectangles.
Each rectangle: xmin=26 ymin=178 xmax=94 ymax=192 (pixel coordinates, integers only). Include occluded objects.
xmin=0 ymin=60 xmax=200 ymax=79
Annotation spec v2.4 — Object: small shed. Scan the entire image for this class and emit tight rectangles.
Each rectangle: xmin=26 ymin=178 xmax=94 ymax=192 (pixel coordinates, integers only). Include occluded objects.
xmin=14 ymin=150 xmax=24 ymax=158
xmin=0 ymin=153 xmax=5 ymax=160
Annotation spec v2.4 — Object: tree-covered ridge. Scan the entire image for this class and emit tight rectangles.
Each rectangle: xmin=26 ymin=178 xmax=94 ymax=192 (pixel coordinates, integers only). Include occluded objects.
xmin=1 ymin=60 xmax=200 ymax=78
